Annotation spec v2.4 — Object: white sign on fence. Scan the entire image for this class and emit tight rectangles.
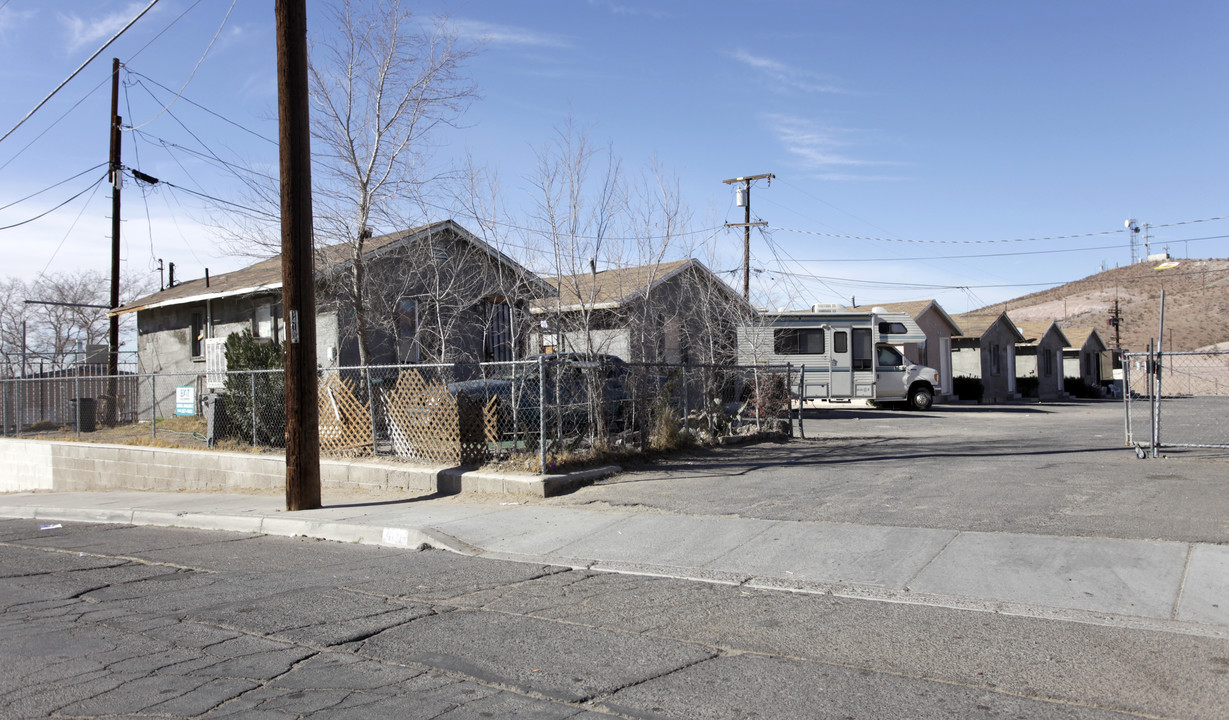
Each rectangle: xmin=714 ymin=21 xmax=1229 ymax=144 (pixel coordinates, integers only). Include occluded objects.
xmin=175 ymin=386 xmax=195 ymax=416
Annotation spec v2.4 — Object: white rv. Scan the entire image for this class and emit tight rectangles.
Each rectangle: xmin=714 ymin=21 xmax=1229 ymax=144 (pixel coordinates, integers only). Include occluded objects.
xmin=738 ymin=305 xmax=942 ymax=410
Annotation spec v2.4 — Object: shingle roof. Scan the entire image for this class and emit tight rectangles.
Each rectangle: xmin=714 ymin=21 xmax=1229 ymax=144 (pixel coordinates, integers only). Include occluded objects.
xmin=847 ymin=299 xmax=962 ymax=334
xmin=1059 ymin=326 xmax=1106 ymax=350
xmin=113 ymin=220 xmax=548 ymax=315
xmin=1012 ymin=321 xmax=1072 ymax=348
xmin=529 ymin=258 xmax=747 ymax=312
xmin=952 ymin=312 xmax=1027 ymax=342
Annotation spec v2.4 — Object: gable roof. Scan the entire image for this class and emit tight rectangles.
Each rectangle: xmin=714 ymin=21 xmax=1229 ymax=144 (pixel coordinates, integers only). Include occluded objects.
xmin=112 ymin=220 xmax=551 ymax=316
xmin=528 ymin=258 xmax=750 ymax=314
xmin=848 ymin=299 xmax=962 ymax=335
xmin=1060 ymin=326 xmax=1107 ymax=351
xmin=1012 ymin=320 xmax=1072 ymax=348
xmin=952 ymin=312 xmax=1027 ymax=343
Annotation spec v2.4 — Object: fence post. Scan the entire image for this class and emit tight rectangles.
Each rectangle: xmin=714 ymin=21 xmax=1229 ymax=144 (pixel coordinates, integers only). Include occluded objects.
xmin=538 ymin=354 xmax=547 ymax=473
xmin=1152 ymin=290 xmax=1165 ymax=458
xmin=682 ymin=364 xmax=690 ymax=440
xmin=1122 ymin=353 xmax=1131 ymax=446
xmin=151 ymin=374 xmax=157 ymax=439
xmin=366 ymin=371 xmax=377 ymax=457
xmin=250 ymin=372 xmax=258 ymax=446
xmin=798 ymin=364 xmax=806 ymax=440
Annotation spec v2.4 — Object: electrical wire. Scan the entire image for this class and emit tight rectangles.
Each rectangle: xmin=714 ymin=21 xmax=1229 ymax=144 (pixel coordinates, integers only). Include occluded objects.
xmin=0 ymin=163 xmax=108 ymax=212
xmin=125 ymin=71 xmax=277 ymax=146
xmin=126 ymin=0 xmax=239 ymax=132
xmin=0 ymin=0 xmax=161 ymax=146
xmin=785 ymin=234 xmax=1229 ymax=263
xmin=0 ymin=0 xmax=204 ymax=175
xmin=32 ymin=177 xmax=108 ymax=284
xmin=149 ymin=174 xmax=278 ymax=221
xmin=0 ymin=172 xmax=108 ymax=231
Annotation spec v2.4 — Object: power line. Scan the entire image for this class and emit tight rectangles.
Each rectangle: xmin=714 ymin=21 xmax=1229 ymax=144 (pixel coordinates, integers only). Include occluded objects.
xmin=125 ymin=72 xmax=277 ymax=145
xmin=0 ymin=163 xmax=108 ymax=213
xmin=126 ymin=0 xmax=239 ymax=132
xmin=784 ymin=234 xmax=1229 ymax=263
xmin=0 ymin=0 xmax=162 ymax=146
xmin=770 ymin=214 xmax=1229 ymax=246
xmin=0 ymin=172 xmax=108 ymax=231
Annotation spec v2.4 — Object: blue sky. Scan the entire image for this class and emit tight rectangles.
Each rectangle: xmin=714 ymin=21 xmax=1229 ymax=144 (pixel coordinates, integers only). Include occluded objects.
xmin=1 ymin=0 xmax=1226 ymax=313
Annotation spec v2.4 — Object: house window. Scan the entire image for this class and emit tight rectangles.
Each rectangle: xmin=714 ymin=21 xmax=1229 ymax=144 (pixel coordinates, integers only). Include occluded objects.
xmin=852 ymin=328 xmax=872 ymax=370
xmin=1043 ymin=349 xmax=1054 ymax=376
xmin=990 ymin=344 xmax=1001 ymax=375
xmin=253 ymin=303 xmax=280 ymax=343
xmin=483 ymin=299 xmax=514 ymax=362
xmin=396 ymin=297 xmax=419 ymax=363
xmin=773 ymin=328 xmax=825 ymax=355
xmin=190 ymin=312 xmax=204 ymax=358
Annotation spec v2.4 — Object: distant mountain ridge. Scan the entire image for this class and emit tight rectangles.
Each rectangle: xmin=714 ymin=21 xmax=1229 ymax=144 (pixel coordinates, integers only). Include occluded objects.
xmin=972 ymin=258 xmax=1229 ymax=352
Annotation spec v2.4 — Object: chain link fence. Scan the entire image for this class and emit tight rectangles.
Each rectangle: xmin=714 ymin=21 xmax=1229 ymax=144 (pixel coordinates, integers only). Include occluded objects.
xmin=1 ymin=356 xmax=799 ymax=471
xmin=1124 ymin=349 xmax=1229 ymax=454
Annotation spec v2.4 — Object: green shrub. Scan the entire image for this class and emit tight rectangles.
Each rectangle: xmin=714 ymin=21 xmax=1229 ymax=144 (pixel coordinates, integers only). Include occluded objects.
xmin=221 ymin=330 xmax=285 ymax=447
xmin=1064 ymin=376 xmax=1101 ymax=398
xmin=952 ymin=375 xmax=983 ymax=402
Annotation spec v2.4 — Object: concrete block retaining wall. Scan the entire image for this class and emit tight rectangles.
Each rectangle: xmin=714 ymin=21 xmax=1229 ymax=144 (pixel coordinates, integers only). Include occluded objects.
xmin=0 ymin=439 xmax=608 ymax=497
xmin=0 ymin=439 xmax=440 ymax=496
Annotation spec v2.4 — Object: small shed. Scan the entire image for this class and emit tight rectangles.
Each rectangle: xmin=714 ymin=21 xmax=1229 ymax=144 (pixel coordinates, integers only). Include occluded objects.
xmin=1013 ymin=321 xmax=1072 ymax=401
xmin=951 ymin=312 xmax=1026 ymax=403
xmin=1061 ymin=326 xmax=1109 ymax=389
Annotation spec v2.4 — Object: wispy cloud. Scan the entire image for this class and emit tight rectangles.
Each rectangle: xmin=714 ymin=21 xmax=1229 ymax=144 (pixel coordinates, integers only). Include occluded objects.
xmin=0 ymin=6 xmax=36 ymax=39
xmin=586 ymin=0 xmax=669 ymax=20
xmin=58 ymin=2 xmax=151 ymax=52
xmin=730 ymin=50 xmax=848 ymax=95
xmin=449 ymin=19 xmax=573 ymax=49
xmin=766 ymin=113 xmax=904 ymax=179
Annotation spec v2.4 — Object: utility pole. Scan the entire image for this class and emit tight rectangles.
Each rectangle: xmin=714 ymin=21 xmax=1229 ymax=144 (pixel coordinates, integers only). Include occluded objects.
xmin=1108 ymin=298 xmax=1122 ymax=351
xmin=106 ymin=57 xmax=122 ymax=426
xmin=723 ymin=173 xmax=773 ymax=300
xmin=276 ymin=0 xmax=320 ymax=511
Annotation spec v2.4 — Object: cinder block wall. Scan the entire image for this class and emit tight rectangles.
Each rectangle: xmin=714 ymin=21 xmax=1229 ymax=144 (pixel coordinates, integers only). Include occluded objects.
xmin=0 ymin=439 xmax=439 ymax=495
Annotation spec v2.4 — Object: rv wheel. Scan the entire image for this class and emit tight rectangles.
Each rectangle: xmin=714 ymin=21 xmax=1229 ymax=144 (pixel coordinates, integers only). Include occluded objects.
xmin=908 ymin=384 xmax=934 ymax=411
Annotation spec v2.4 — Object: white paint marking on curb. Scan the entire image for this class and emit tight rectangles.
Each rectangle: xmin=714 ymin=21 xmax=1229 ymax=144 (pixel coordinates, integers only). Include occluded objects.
xmin=382 ymin=527 xmax=411 ymax=547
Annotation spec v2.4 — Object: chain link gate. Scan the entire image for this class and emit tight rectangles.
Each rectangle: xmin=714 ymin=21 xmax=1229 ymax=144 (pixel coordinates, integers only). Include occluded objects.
xmin=1124 ymin=349 xmax=1229 ymax=455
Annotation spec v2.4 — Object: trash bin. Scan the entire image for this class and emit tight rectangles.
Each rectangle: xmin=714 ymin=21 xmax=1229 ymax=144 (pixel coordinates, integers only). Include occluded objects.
xmin=70 ymin=397 xmax=96 ymax=433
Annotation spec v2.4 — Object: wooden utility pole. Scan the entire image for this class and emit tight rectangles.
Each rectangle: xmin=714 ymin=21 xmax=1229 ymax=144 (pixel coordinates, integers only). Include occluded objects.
xmin=722 ymin=173 xmax=773 ymax=299
xmin=106 ymin=57 xmax=122 ymax=425
xmin=276 ymin=0 xmax=320 ymax=511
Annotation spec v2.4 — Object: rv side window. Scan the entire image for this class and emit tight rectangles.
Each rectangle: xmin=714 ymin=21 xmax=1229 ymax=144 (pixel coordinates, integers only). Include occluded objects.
xmin=878 ymin=321 xmax=908 ymax=335
xmin=852 ymin=328 xmax=873 ymax=370
xmin=773 ymin=328 xmax=825 ymax=355
xmin=833 ymin=331 xmax=848 ymax=354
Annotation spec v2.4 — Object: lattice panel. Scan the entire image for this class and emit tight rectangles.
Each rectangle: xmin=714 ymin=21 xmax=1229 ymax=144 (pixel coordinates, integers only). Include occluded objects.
xmin=385 ymin=370 xmax=464 ymax=464
xmin=318 ymin=374 xmax=372 ymax=455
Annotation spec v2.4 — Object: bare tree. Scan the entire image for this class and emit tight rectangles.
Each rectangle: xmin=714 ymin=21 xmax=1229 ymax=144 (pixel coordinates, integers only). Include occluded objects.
xmin=308 ymin=0 xmax=476 ymax=367
xmin=0 ymin=271 xmax=153 ymax=373
xmin=528 ymin=118 xmax=627 ymax=356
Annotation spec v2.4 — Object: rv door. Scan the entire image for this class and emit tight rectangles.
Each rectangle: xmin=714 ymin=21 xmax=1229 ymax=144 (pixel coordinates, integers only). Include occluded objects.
xmin=830 ymin=329 xmax=852 ymax=396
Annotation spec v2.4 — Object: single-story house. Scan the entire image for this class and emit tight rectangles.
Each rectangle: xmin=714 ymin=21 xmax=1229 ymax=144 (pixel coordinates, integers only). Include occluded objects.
xmin=528 ymin=258 xmax=753 ymax=366
xmin=850 ymin=299 xmax=962 ymax=399
xmin=951 ymin=312 xmax=1026 ymax=403
xmin=1061 ymin=326 xmax=1109 ymax=389
xmin=112 ymin=220 xmax=553 ymax=415
xmin=1012 ymin=321 xmax=1072 ymax=401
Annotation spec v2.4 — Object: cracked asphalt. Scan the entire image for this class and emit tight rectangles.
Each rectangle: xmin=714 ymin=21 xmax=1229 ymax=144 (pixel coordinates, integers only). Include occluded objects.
xmin=3 ymin=519 xmax=1227 ymax=719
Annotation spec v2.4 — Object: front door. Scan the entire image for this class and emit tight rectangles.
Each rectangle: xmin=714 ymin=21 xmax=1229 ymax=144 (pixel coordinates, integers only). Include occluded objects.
xmin=831 ymin=329 xmax=852 ymax=397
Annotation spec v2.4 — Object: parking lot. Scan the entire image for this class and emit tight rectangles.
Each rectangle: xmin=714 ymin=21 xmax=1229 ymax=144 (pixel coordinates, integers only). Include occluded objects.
xmin=541 ymin=400 xmax=1229 ymax=544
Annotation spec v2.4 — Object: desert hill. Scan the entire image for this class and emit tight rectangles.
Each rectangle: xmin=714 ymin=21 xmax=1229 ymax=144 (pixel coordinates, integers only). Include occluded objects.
xmin=973 ymin=258 xmax=1229 ymax=352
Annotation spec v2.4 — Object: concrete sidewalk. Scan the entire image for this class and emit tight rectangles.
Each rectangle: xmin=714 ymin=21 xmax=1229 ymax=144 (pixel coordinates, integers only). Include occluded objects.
xmin=2 ymin=490 xmax=1226 ymax=635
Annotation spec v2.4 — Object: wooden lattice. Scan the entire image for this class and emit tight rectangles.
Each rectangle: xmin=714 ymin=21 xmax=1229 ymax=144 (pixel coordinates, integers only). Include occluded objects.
xmin=383 ymin=370 xmax=464 ymax=464
xmin=317 ymin=374 xmax=372 ymax=456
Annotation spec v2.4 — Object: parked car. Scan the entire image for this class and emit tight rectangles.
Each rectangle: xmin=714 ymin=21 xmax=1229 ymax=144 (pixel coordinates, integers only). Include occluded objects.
xmin=446 ymin=353 xmax=631 ymax=437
